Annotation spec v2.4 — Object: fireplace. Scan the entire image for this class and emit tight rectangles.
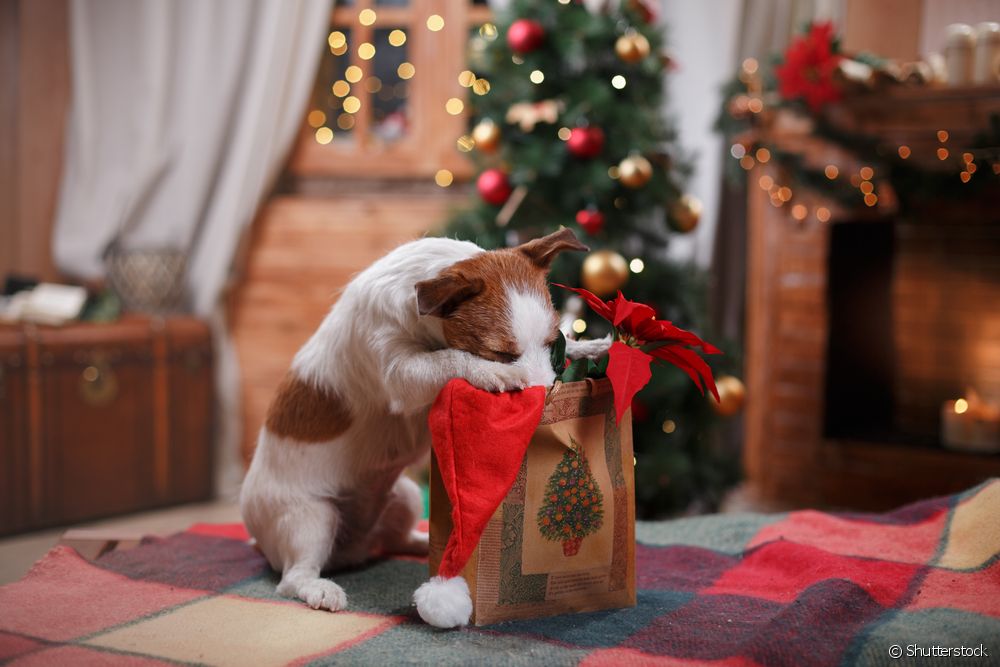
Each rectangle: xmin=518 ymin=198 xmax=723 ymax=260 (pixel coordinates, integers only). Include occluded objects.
xmin=743 ymin=91 xmax=1000 ymax=511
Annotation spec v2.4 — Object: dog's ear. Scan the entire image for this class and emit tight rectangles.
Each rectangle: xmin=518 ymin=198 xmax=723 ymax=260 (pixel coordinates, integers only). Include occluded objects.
xmin=415 ymin=270 xmax=485 ymax=318
xmin=516 ymin=228 xmax=589 ymax=270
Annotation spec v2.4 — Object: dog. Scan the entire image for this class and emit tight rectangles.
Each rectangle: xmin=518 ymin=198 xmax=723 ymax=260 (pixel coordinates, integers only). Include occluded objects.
xmin=240 ymin=228 xmax=611 ymax=612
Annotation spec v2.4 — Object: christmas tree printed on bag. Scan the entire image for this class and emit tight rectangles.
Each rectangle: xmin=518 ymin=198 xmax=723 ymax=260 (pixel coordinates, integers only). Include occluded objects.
xmin=537 ymin=436 xmax=604 ymax=556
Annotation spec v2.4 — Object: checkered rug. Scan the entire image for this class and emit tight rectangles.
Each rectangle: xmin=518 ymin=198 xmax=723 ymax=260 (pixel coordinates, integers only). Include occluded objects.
xmin=1 ymin=480 xmax=998 ymax=666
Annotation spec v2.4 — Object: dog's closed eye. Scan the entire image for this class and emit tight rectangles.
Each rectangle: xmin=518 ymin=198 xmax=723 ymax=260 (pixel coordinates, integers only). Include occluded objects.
xmin=489 ymin=350 xmax=518 ymax=363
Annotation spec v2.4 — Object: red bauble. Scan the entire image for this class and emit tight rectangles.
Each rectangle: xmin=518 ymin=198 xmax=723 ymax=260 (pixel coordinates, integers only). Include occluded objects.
xmin=566 ymin=127 xmax=605 ymax=159
xmin=477 ymin=169 xmax=513 ymax=206
xmin=507 ymin=19 xmax=545 ymax=54
xmin=575 ymin=208 xmax=605 ymax=235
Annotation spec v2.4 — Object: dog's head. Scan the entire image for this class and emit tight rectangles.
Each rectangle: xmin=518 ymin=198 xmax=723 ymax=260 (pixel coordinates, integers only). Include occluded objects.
xmin=415 ymin=228 xmax=588 ymax=386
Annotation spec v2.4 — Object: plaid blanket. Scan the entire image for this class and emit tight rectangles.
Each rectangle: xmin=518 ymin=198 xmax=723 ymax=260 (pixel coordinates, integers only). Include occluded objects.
xmin=1 ymin=480 xmax=997 ymax=666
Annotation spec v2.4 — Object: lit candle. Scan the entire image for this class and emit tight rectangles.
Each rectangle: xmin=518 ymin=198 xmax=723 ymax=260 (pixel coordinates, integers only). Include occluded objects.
xmin=941 ymin=390 xmax=1000 ymax=453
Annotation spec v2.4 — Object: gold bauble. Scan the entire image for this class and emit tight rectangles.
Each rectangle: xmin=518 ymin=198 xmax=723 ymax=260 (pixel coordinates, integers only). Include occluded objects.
xmin=581 ymin=250 xmax=629 ymax=297
xmin=711 ymin=375 xmax=746 ymax=417
xmin=618 ymin=155 xmax=653 ymax=189
xmin=669 ymin=194 xmax=703 ymax=233
xmin=471 ymin=120 xmax=501 ymax=153
xmin=615 ymin=32 xmax=651 ymax=64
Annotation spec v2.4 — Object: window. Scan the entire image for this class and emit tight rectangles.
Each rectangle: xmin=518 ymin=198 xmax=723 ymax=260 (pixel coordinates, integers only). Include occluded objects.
xmin=290 ymin=0 xmax=492 ymax=180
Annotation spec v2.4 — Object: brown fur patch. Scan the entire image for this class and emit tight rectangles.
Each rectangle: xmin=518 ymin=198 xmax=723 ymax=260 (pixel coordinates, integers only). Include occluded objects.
xmin=265 ymin=372 xmax=353 ymax=442
xmin=440 ymin=249 xmax=560 ymax=361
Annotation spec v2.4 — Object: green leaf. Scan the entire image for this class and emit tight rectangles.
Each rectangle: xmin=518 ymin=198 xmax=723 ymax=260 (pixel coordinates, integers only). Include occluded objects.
xmin=559 ymin=358 xmax=590 ymax=383
xmin=550 ymin=329 xmax=567 ymax=374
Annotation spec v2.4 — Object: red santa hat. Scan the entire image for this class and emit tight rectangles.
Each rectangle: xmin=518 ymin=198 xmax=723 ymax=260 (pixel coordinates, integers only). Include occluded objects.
xmin=413 ymin=378 xmax=546 ymax=628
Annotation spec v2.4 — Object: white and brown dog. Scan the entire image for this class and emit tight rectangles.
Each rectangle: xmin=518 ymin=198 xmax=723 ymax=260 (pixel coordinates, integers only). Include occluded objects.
xmin=240 ymin=229 xmax=609 ymax=623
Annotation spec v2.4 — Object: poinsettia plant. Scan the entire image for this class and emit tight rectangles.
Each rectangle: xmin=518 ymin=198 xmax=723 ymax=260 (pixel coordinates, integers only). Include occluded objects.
xmin=552 ymin=285 xmax=720 ymax=423
xmin=774 ymin=21 xmax=843 ymax=112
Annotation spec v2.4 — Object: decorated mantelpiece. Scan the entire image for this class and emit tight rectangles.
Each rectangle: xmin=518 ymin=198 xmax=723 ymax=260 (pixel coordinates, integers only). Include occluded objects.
xmin=417 ymin=289 xmax=718 ymax=627
xmin=718 ymin=22 xmax=1000 ymax=225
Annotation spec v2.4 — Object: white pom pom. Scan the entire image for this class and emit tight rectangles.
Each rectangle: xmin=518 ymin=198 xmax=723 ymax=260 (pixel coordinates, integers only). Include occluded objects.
xmin=413 ymin=576 xmax=472 ymax=628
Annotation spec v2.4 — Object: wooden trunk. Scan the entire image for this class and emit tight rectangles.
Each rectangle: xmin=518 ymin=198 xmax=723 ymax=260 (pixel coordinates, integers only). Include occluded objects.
xmin=0 ymin=316 xmax=213 ymax=536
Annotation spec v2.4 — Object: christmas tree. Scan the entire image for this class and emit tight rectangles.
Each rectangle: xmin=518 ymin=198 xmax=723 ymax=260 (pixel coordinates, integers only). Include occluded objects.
xmin=537 ymin=437 xmax=604 ymax=556
xmin=443 ymin=0 xmax=741 ymax=517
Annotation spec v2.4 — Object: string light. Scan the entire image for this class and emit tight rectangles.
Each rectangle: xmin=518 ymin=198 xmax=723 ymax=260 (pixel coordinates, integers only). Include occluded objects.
xmin=397 ymin=62 xmax=415 ymax=79
xmin=434 ymin=169 xmax=454 ymax=187
xmin=426 ymin=14 xmax=444 ymax=31
xmin=479 ymin=23 xmax=498 ymax=40
xmin=864 ymin=193 xmax=877 ymax=207
xmin=755 ymin=147 xmax=770 ymax=163
xmin=512 ymin=55 xmax=524 ymax=65
xmin=816 ymin=207 xmax=831 ymax=222
xmin=307 ymin=110 xmax=326 ymax=128
xmin=791 ymin=204 xmax=807 ymax=220
xmin=572 ymin=319 xmax=587 ymax=334
xmin=937 ymin=147 xmax=949 ymax=160
xmin=607 ymin=166 xmax=620 ymax=179
xmin=758 ymin=175 xmax=774 ymax=190
xmin=747 ymin=98 xmax=763 ymax=113
xmin=364 ymin=77 xmax=382 ymax=93
xmin=937 ymin=130 xmax=949 ymax=142
xmin=859 ymin=166 xmax=874 ymax=180
xmin=824 ymin=165 xmax=839 ymax=179
xmin=962 ymin=152 xmax=974 ymax=163
xmin=445 ymin=97 xmax=464 ymax=115
xmin=611 ymin=75 xmax=626 ymax=89
xmin=742 ymin=58 xmax=759 ymax=74
xmin=458 ymin=70 xmax=476 ymax=87
xmin=629 ymin=258 xmax=645 ymax=273
xmin=388 ymin=29 xmax=406 ymax=46
xmin=358 ymin=43 xmax=376 ymax=60
xmin=898 ymin=145 xmax=911 ymax=159
xmin=739 ymin=155 xmax=755 ymax=170
xmin=328 ymin=31 xmax=346 ymax=50
xmin=960 ymin=171 xmax=971 ymax=183
xmin=345 ymin=66 xmax=362 ymax=83
xmin=777 ymin=186 xmax=792 ymax=202
xmin=314 ymin=127 xmax=333 ymax=144
xmin=359 ymin=9 xmax=376 ymax=26
xmin=860 ymin=181 xmax=874 ymax=195
xmin=557 ymin=127 xmax=572 ymax=141
xmin=337 ymin=113 xmax=354 ymax=130
xmin=472 ymin=78 xmax=491 ymax=95
xmin=343 ymin=96 xmax=361 ymax=114
xmin=662 ymin=420 xmax=676 ymax=434
xmin=731 ymin=143 xmax=746 ymax=159
xmin=332 ymin=80 xmax=350 ymax=97
xmin=530 ymin=69 xmax=545 ymax=84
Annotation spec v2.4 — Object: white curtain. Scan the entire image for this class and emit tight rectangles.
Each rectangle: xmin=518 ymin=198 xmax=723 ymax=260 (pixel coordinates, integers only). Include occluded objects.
xmin=54 ymin=0 xmax=332 ymax=494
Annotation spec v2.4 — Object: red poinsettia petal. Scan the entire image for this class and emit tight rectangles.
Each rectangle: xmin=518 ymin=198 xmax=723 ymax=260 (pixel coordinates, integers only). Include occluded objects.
xmin=650 ymin=345 xmax=720 ymax=402
xmin=610 ymin=291 xmax=652 ymax=328
xmin=635 ymin=319 xmax=721 ymax=354
xmin=553 ymin=283 xmax=614 ymax=322
xmin=606 ymin=341 xmax=652 ymax=424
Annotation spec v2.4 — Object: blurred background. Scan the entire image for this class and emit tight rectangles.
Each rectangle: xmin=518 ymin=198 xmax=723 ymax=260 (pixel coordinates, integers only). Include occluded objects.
xmin=2 ymin=0 xmax=999 ymax=570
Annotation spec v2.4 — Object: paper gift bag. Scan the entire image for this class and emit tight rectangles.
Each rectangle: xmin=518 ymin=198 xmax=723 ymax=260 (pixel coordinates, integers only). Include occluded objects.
xmin=428 ymin=378 xmax=636 ymax=625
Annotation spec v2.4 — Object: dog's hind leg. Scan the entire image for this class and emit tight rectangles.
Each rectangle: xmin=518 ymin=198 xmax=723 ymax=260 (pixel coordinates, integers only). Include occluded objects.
xmin=272 ymin=499 xmax=348 ymax=611
xmin=371 ymin=474 xmax=428 ymax=556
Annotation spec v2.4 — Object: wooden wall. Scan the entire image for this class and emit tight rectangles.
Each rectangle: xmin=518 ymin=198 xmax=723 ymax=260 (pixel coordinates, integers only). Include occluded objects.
xmin=229 ymin=193 xmax=459 ymax=460
xmin=0 ymin=0 xmax=70 ymax=282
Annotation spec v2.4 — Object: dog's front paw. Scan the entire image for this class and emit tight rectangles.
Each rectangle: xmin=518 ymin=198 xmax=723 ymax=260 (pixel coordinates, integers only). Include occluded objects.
xmin=566 ymin=334 xmax=613 ymax=360
xmin=296 ymin=579 xmax=348 ymax=611
xmin=465 ymin=361 xmax=532 ymax=393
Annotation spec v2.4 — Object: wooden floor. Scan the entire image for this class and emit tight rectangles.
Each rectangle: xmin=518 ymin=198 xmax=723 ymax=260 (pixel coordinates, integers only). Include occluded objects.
xmin=229 ymin=193 xmax=459 ymax=461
